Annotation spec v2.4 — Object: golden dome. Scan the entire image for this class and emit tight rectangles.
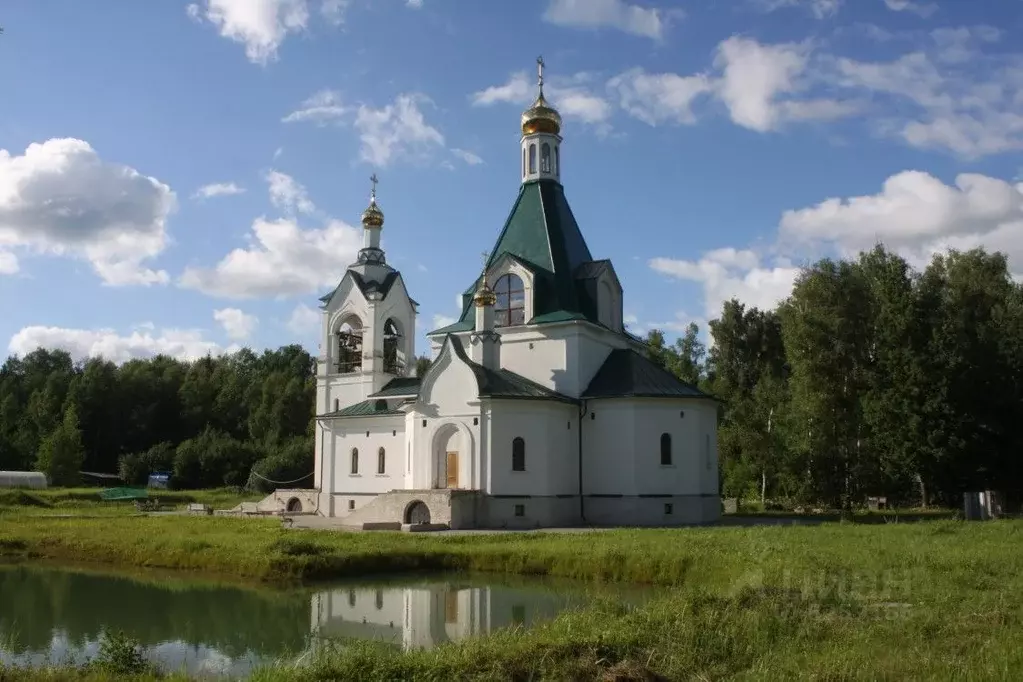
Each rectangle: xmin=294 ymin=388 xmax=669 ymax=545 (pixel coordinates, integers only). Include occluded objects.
xmin=361 ymin=173 xmax=384 ymax=228
xmin=521 ymin=93 xmax=562 ymax=136
xmin=361 ymin=200 xmax=384 ymax=229
xmin=521 ymin=56 xmax=562 ymax=136
xmin=474 ymin=280 xmax=497 ymax=307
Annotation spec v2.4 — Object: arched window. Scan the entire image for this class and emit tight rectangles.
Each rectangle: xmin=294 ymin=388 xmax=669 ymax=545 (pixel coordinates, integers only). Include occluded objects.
xmin=336 ymin=318 xmax=363 ymax=374
xmin=351 ymin=448 xmax=359 ymax=475
xmin=334 ymin=398 xmax=340 ymax=412
xmin=541 ymin=143 xmax=551 ymax=173
xmin=660 ymin=433 xmax=672 ymax=466
xmin=375 ymin=589 xmax=384 ymax=610
xmin=378 ymin=447 xmax=386 ymax=475
xmin=528 ymin=144 xmax=537 ymax=174
xmin=383 ymin=318 xmax=403 ymax=375
xmin=494 ymin=274 xmax=526 ymax=327
xmin=522 ymin=148 xmax=527 ymax=177
xmin=512 ymin=437 xmax=526 ymax=471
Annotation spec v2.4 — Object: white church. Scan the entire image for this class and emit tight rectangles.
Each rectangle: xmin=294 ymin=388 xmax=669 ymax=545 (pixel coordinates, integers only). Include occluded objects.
xmin=308 ymin=59 xmax=720 ymax=529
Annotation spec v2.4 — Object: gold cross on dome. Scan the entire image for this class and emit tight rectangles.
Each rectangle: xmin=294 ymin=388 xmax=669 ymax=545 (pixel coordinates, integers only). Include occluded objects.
xmin=369 ymin=173 xmax=379 ymax=199
xmin=536 ymin=56 xmax=545 ymax=93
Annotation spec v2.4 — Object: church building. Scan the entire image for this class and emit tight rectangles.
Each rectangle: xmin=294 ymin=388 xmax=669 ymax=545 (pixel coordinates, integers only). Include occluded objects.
xmin=310 ymin=59 xmax=720 ymax=529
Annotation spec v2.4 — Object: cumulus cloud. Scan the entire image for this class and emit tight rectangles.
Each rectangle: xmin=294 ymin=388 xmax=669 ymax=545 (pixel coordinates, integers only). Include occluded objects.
xmin=0 ymin=138 xmax=175 ymax=286
xmin=287 ymin=303 xmax=321 ymax=335
xmin=608 ymin=68 xmax=713 ymax=126
xmin=213 ymin=308 xmax=259 ymax=340
xmin=187 ymin=0 xmax=310 ymax=65
xmin=193 ymin=182 xmax=245 ymax=200
xmin=542 ymin=0 xmax=669 ymax=40
xmin=752 ymin=0 xmax=842 ymax=19
xmin=9 ymin=324 xmax=235 ymax=364
xmin=266 ymin=170 xmax=316 ymax=214
xmin=283 ymin=91 xmax=449 ymax=167
xmin=650 ymin=170 xmax=1023 ymax=321
xmin=179 ymin=171 xmax=361 ymax=298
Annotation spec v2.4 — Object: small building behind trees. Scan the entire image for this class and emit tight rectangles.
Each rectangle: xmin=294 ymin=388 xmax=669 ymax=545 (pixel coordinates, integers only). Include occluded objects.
xmin=0 ymin=471 xmax=48 ymax=489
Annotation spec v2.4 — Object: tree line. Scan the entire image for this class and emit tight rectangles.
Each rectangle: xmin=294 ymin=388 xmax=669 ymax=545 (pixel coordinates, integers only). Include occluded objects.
xmin=646 ymin=245 xmax=1023 ymax=510
xmin=0 ymin=346 xmax=316 ymax=491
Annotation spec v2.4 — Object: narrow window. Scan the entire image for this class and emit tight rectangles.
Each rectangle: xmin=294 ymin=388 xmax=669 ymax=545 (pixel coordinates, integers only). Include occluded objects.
xmin=334 ymin=398 xmax=339 ymax=411
xmin=375 ymin=589 xmax=384 ymax=610
xmin=554 ymin=146 xmax=559 ymax=175
xmin=378 ymin=447 xmax=386 ymax=475
xmin=660 ymin=433 xmax=672 ymax=466
xmin=514 ymin=504 xmax=525 ymax=517
xmin=528 ymin=143 xmax=536 ymax=174
xmin=522 ymin=147 xmax=527 ymax=177
xmin=664 ymin=503 xmax=674 ymax=515
xmin=348 ymin=589 xmax=356 ymax=606
xmin=512 ymin=437 xmax=525 ymax=471
xmin=351 ymin=448 xmax=359 ymax=475
xmin=541 ymin=143 xmax=551 ymax=173
xmin=348 ymin=499 xmax=355 ymax=511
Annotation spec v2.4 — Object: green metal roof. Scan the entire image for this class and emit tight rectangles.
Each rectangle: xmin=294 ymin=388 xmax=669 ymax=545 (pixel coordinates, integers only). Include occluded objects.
xmin=320 ymin=270 xmax=419 ymax=308
xmin=582 ymin=349 xmax=713 ymax=400
xmin=367 ymin=377 xmax=422 ymax=398
xmin=319 ymin=399 xmax=405 ymax=419
xmin=428 ymin=180 xmax=611 ymax=336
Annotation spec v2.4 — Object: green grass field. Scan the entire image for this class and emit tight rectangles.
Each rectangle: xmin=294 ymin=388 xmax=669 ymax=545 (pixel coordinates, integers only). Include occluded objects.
xmin=1 ymin=496 xmax=1021 ymax=680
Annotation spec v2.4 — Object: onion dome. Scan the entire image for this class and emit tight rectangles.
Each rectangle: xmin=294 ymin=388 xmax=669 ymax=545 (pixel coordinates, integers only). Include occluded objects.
xmin=521 ymin=56 xmax=562 ymax=136
xmin=474 ymin=278 xmax=497 ymax=307
xmin=361 ymin=173 xmax=384 ymax=229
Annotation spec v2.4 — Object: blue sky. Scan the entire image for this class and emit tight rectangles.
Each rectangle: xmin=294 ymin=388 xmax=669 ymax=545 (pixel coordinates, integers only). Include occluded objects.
xmin=1 ymin=0 xmax=1021 ymax=363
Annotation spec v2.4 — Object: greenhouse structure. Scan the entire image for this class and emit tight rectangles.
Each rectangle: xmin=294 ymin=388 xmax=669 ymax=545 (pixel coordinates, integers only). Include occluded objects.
xmin=0 ymin=471 xmax=48 ymax=489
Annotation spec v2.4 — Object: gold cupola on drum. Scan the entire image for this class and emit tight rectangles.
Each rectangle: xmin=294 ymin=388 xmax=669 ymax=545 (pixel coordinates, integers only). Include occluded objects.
xmin=520 ymin=56 xmax=563 ymax=184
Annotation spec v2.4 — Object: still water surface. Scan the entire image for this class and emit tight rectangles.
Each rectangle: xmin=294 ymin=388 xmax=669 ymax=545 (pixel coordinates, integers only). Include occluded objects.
xmin=0 ymin=564 xmax=649 ymax=677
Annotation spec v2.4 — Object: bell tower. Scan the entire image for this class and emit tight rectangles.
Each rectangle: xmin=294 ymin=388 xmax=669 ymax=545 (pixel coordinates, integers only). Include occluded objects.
xmin=520 ymin=56 xmax=562 ymax=185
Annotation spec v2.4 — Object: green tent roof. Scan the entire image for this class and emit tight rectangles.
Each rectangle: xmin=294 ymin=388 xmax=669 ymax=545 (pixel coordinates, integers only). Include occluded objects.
xmin=583 ymin=349 xmax=713 ymax=400
xmin=429 ymin=179 xmax=607 ymax=336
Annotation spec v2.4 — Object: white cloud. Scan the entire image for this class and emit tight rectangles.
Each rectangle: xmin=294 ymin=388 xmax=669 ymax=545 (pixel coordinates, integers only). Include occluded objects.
xmin=0 ymin=138 xmax=174 ymax=286
xmin=753 ymin=0 xmax=842 ymax=19
xmin=779 ymin=171 xmax=1023 ymax=268
xmin=834 ymin=41 xmax=1023 ymax=158
xmin=193 ymin=182 xmax=245 ymax=200
xmin=451 ymin=148 xmax=484 ymax=166
xmin=432 ymin=314 xmax=456 ymax=330
xmin=0 ymin=251 xmax=18 ymax=275
xmin=9 ymin=325 xmax=235 ymax=364
xmin=471 ymin=71 xmax=614 ymax=129
xmin=320 ymin=0 xmax=349 ymax=25
xmin=287 ymin=303 xmax=321 ymax=335
xmin=266 ymin=170 xmax=316 ymax=214
xmin=180 ymin=216 xmax=361 ymax=299
xmin=650 ymin=169 xmax=1023 ymax=321
xmin=651 ymin=248 xmax=799 ymax=319
xmin=406 ymin=0 xmax=423 ymax=7
xmin=715 ymin=37 xmax=836 ymax=132
xmin=354 ymin=94 xmax=445 ymax=167
xmin=189 ymin=0 xmax=310 ymax=65
xmin=608 ymin=68 xmax=713 ymax=125
xmin=543 ymin=0 xmax=668 ymax=40
xmin=213 ymin=308 xmax=259 ymax=340
xmin=282 ymin=89 xmax=347 ymax=124
xmin=883 ymin=0 xmax=937 ymax=18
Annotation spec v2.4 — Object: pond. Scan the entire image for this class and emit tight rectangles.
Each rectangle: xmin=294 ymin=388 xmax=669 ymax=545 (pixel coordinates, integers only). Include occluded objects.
xmin=0 ymin=564 xmax=651 ymax=677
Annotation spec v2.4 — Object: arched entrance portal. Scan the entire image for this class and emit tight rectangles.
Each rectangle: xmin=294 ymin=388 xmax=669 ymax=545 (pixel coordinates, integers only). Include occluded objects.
xmin=405 ymin=500 xmax=431 ymax=525
xmin=286 ymin=497 xmax=303 ymax=513
xmin=432 ymin=423 xmax=463 ymax=489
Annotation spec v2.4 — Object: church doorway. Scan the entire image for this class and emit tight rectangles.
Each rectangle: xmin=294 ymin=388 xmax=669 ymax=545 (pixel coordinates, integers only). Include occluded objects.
xmin=405 ymin=500 xmax=431 ymax=524
xmin=446 ymin=452 xmax=459 ymax=489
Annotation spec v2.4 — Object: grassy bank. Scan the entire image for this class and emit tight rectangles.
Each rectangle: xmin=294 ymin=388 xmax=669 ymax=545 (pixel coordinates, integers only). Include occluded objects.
xmin=0 ymin=488 xmax=261 ymax=517
xmin=1 ymin=512 xmax=1021 ymax=680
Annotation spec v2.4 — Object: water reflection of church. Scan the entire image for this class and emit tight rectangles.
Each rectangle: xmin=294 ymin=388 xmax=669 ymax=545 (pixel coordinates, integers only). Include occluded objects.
xmin=308 ymin=581 xmax=569 ymax=651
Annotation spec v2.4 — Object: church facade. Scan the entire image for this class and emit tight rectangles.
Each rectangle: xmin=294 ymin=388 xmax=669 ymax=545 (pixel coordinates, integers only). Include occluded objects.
xmin=311 ymin=60 xmax=720 ymax=529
